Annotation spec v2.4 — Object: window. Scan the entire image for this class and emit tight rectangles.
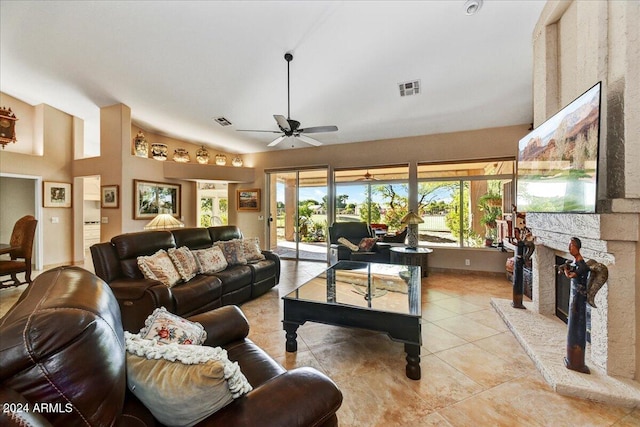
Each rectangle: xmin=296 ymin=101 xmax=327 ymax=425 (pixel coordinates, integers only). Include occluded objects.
xmin=334 ymin=166 xmax=409 ymax=233
xmin=417 ymin=160 xmax=514 ymax=248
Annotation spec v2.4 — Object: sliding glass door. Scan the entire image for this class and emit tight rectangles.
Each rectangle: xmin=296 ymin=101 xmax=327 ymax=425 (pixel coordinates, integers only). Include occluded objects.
xmin=267 ymin=168 xmax=328 ymax=261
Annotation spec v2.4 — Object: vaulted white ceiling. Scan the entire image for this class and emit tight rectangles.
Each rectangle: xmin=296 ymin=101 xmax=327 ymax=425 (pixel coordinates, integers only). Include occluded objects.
xmin=0 ymin=1 xmax=545 ymax=154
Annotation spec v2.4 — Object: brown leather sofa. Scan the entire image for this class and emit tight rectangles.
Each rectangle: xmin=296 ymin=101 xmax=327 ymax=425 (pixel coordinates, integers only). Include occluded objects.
xmin=0 ymin=266 xmax=342 ymax=426
xmin=90 ymin=225 xmax=280 ymax=331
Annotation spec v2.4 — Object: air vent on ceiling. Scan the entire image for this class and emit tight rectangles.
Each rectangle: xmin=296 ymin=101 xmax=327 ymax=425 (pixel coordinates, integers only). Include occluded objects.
xmin=214 ymin=117 xmax=232 ymax=126
xmin=398 ymin=80 xmax=421 ymax=97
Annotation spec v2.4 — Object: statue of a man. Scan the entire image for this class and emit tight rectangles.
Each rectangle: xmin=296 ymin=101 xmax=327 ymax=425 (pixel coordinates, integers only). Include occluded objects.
xmin=562 ymin=237 xmax=591 ymax=374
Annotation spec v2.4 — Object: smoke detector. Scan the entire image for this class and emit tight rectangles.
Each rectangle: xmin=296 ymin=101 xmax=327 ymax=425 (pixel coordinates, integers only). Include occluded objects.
xmin=464 ymin=0 xmax=482 ymax=16
xmin=398 ymin=80 xmax=421 ymax=97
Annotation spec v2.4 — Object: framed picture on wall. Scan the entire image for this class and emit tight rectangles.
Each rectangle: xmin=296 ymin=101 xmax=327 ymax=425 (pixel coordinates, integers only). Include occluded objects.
xmin=134 ymin=179 xmax=181 ymax=219
xmin=43 ymin=181 xmax=72 ymax=208
xmin=237 ymin=188 xmax=260 ymax=211
xmin=101 ymin=185 xmax=119 ymax=208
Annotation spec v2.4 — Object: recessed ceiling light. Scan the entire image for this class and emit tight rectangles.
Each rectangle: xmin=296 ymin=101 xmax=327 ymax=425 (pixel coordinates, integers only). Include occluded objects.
xmin=464 ymin=0 xmax=482 ymax=16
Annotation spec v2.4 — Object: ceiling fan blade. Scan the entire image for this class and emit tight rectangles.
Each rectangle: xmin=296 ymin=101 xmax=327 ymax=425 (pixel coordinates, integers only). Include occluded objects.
xmin=267 ymin=135 xmax=286 ymax=147
xmin=299 ymin=125 xmax=338 ymax=134
xmin=274 ymin=115 xmax=291 ymax=132
xmin=296 ymin=134 xmax=322 ymax=146
xmin=236 ymin=129 xmax=281 ymax=133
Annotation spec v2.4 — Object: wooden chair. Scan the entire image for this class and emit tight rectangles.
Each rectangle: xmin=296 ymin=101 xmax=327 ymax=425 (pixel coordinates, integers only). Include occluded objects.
xmin=0 ymin=215 xmax=38 ymax=288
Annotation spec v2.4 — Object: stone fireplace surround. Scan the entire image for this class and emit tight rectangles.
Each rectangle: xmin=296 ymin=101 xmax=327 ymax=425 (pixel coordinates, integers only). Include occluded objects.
xmin=492 ymin=212 xmax=640 ymax=407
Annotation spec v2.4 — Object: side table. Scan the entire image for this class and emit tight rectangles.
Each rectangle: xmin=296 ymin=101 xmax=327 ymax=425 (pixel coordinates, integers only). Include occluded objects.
xmin=390 ymin=247 xmax=433 ymax=277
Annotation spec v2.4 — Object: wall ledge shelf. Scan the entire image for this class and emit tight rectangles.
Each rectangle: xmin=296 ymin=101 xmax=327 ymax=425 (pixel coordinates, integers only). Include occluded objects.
xmin=163 ymin=161 xmax=255 ymax=183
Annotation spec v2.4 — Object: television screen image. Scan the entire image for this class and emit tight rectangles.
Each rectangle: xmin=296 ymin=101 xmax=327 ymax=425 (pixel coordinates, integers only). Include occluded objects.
xmin=516 ymin=82 xmax=601 ymax=213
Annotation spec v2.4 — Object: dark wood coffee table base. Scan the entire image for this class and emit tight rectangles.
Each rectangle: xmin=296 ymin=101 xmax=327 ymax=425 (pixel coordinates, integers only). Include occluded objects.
xmin=283 ymin=299 xmax=422 ymax=380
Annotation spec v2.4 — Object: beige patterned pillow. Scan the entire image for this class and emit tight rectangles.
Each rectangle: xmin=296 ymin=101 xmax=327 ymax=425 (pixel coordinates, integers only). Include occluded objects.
xmin=337 ymin=237 xmax=359 ymax=252
xmin=242 ymin=237 xmax=265 ymax=262
xmin=138 ymin=307 xmax=206 ymax=345
xmin=168 ymin=246 xmax=199 ymax=281
xmin=214 ymin=239 xmax=247 ymax=265
xmin=192 ymin=246 xmax=228 ymax=274
xmin=138 ymin=249 xmax=181 ymax=287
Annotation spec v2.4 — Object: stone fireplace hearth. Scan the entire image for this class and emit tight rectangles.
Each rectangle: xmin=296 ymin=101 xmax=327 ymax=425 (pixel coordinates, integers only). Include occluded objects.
xmin=492 ymin=212 xmax=640 ymax=406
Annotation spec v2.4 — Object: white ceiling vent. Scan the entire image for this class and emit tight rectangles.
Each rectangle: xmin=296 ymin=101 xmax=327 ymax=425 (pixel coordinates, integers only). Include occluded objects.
xmin=398 ymin=80 xmax=421 ymax=97
xmin=214 ymin=116 xmax=232 ymax=126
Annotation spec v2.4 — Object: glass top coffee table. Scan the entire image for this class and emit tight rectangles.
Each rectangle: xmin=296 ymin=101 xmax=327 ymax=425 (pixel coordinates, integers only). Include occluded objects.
xmin=282 ymin=261 xmax=422 ymax=380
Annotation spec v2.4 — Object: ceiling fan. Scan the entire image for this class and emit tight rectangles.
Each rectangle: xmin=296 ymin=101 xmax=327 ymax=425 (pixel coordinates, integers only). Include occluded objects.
xmin=237 ymin=52 xmax=338 ymax=147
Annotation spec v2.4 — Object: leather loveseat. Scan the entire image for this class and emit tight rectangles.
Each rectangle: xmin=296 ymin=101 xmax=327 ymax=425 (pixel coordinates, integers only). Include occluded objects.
xmin=0 ymin=266 xmax=343 ymax=426
xmin=90 ymin=225 xmax=280 ymax=331
xmin=328 ymin=222 xmax=391 ymax=264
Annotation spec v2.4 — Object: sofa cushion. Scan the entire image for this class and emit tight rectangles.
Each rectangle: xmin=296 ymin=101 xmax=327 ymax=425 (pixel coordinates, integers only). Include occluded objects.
xmin=172 ymin=228 xmax=213 ymax=250
xmin=125 ymin=332 xmax=252 ymax=427
xmin=138 ymin=307 xmax=206 ymax=345
xmin=168 ymin=246 xmax=199 ymax=282
xmin=171 ymin=275 xmax=223 ymax=316
xmin=192 ymin=246 xmax=228 ymax=274
xmin=208 ymin=265 xmax=252 ymax=292
xmin=215 ymin=239 xmax=248 ymax=265
xmin=137 ymin=250 xmax=181 ymax=288
xmin=242 ymin=237 xmax=265 ymax=262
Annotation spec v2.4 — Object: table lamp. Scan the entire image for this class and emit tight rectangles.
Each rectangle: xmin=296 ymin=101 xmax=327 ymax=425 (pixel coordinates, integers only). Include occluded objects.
xmin=401 ymin=211 xmax=423 ymax=249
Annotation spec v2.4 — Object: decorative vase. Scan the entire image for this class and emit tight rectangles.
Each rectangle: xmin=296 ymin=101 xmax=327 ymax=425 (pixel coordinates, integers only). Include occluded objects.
xmin=231 ymin=156 xmax=243 ymax=167
xmin=173 ymin=148 xmax=190 ymax=163
xmin=215 ymin=154 xmax=227 ymax=166
xmin=133 ymin=131 xmax=148 ymax=158
xmin=151 ymin=143 xmax=168 ymax=161
xmin=196 ymin=146 xmax=210 ymax=164
xmin=406 ymin=224 xmax=419 ymax=249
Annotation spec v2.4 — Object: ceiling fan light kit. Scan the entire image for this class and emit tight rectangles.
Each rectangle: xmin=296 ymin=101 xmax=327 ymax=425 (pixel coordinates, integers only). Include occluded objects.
xmin=238 ymin=52 xmax=338 ymax=148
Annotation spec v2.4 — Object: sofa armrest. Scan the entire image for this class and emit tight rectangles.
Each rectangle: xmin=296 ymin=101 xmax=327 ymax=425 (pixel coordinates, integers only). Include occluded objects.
xmin=188 ymin=305 xmax=250 ymax=347
xmin=107 ymin=278 xmax=174 ymax=332
xmin=261 ymin=250 xmax=280 ymax=283
xmin=198 ymin=367 xmax=342 ymax=427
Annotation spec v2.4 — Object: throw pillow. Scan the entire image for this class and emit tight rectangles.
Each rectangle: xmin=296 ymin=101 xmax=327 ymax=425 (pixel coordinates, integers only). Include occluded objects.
xmin=125 ymin=332 xmax=252 ymax=427
xmin=358 ymin=237 xmax=377 ymax=252
xmin=137 ymin=249 xmax=181 ymax=288
xmin=168 ymin=246 xmax=199 ymax=282
xmin=192 ymin=246 xmax=228 ymax=274
xmin=138 ymin=307 xmax=207 ymax=345
xmin=337 ymin=237 xmax=359 ymax=252
xmin=214 ymin=239 xmax=248 ymax=265
xmin=242 ymin=237 xmax=265 ymax=262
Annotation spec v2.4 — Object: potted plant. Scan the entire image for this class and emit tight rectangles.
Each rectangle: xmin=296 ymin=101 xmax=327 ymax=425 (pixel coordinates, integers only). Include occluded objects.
xmin=478 ymin=192 xmax=502 ymax=247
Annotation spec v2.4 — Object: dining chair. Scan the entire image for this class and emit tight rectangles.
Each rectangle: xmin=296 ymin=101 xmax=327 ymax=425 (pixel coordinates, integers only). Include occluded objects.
xmin=0 ymin=215 xmax=38 ymax=288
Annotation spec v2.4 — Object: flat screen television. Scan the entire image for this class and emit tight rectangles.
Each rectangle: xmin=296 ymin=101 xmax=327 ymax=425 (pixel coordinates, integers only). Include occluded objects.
xmin=516 ymin=82 xmax=601 ymax=213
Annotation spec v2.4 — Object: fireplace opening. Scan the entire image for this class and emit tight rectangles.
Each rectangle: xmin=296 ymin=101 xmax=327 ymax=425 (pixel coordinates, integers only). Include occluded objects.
xmin=555 ymin=255 xmax=591 ymax=342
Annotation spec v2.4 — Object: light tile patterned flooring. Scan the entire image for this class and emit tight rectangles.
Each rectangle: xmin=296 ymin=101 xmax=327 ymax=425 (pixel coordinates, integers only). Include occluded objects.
xmin=1 ymin=260 xmax=639 ymax=426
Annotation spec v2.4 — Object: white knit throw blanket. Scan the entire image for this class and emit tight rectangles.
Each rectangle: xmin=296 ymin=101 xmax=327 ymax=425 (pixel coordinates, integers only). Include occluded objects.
xmin=124 ymin=331 xmax=253 ymax=398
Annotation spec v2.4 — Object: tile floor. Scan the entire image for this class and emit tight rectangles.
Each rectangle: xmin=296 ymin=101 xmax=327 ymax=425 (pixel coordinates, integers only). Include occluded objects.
xmin=1 ymin=260 xmax=639 ymax=426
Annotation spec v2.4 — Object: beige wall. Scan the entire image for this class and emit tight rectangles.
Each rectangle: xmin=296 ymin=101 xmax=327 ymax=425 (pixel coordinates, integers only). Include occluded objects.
xmin=0 ymin=94 xmax=74 ymax=268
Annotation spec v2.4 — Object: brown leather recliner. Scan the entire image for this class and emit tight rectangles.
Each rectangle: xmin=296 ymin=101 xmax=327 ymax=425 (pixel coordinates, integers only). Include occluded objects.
xmin=0 ymin=266 xmax=342 ymax=426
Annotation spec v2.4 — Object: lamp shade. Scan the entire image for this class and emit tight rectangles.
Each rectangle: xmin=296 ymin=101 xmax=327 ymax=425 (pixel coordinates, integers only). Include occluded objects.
xmin=144 ymin=213 xmax=184 ymax=230
xmin=401 ymin=211 xmax=424 ymax=225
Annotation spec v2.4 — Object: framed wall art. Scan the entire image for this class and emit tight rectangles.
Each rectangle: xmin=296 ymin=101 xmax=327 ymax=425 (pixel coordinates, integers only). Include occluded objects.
xmin=43 ymin=181 xmax=72 ymax=208
xmin=237 ymin=188 xmax=260 ymax=211
xmin=101 ymin=185 xmax=119 ymax=208
xmin=134 ymin=180 xmax=181 ymax=219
